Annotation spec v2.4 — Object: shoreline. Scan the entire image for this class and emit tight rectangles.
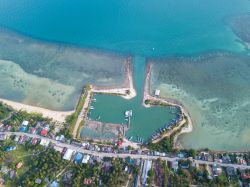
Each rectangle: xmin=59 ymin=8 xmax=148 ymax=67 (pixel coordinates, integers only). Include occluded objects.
xmin=73 ymin=58 xmax=136 ymax=140
xmin=92 ymin=57 xmax=136 ymax=99
xmin=143 ymin=62 xmax=193 ymax=147
xmin=76 ymin=58 xmax=137 ymax=146
xmin=0 ymin=98 xmax=73 ymax=122
xmin=0 ymin=57 xmax=136 ymax=124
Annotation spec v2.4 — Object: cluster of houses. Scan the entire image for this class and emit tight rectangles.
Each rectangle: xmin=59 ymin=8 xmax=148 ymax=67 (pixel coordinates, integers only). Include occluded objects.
xmin=0 ymin=122 xmax=12 ymax=132
xmin=169 ymin=158 xmax=250 ymax=185
xmin=54 ymin=145 xmax=91 ymax=164
xmin=0 ymin=120 xmax=51 ymax=137
xmin=3 ymin=118 xmax=250 ymax=186
xmin=196 ymin=151 xmax=249 ymax=167
xmin=19 ymin=120 xmax=50 ymax=137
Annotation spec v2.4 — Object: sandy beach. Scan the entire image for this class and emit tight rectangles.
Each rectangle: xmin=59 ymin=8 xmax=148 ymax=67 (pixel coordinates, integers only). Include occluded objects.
xmin=173 ymin=122 xmax=193 ymax=149
xmin=0 ymin=56 xmax=136 ymax=125
xmin=0 ymin=98 xmax=73 ymax=122
xmin=122 ymin=57 xmax=137 ymax=99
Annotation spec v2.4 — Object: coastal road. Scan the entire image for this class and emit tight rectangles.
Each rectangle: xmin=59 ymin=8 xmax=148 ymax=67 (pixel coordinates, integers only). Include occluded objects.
xmin=1 ymin=131 xmax=250 ymax=170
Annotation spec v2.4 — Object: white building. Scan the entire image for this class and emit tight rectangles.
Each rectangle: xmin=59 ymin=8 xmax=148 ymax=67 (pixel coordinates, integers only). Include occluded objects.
xmin=63 ymin=149 xmax=75 ymax=161
xmin=82 ymin=154 xmax=90 ymax=164
xmin=53 ymin=145 xmax=64 ymax=153
xmin=0 ymin=134 xmax=8 ymax=141
xmin=55 ymin=135 xmax=65 ymax=141
xmin=14 ymin=135 xmax=20 ymax=142
xmin=21 ymin=120 xmax=29 ymax=126
xmin=40 ymin=139 xmax=50 ymax=147
xmin=154 ymin=89 xmax=160 ymax=96
xmin=171 ymin=161 xmax=179 ymax=171
xmin=141 ymin=160 xmax=152 ymax=185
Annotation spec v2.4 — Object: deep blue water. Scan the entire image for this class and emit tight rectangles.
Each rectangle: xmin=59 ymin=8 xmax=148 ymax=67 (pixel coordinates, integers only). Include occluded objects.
xmin=0 ymin=0 xmax=250 ymax=56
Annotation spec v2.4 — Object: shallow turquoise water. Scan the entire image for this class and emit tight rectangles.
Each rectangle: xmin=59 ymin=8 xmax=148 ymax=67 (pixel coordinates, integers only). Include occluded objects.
xmin=0 ymin=29 xmax=127 ymax=110
xmin=1 ymin=0 xmax=250 ymax=149
xmin=151 ymin=53 xmax=250 ymax=150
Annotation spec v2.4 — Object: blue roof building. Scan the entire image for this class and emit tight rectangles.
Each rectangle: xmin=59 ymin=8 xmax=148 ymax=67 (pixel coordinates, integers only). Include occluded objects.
xmin=50 ymin=181 xmax=59 ymax=187
xmin=74 ymin=153 xmax=83 ymax=164
xmin=19 ymin=126 xmax=27 ymax=132
xmin=5 ymin=146 xmax=16 ymax=152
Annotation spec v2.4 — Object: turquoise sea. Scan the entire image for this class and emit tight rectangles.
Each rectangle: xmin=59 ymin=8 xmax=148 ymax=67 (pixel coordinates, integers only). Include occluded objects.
xmin=0 ymin=0 xmax=249 ymax=56
xmin=1 ymin=0 xmax=250 ymax=150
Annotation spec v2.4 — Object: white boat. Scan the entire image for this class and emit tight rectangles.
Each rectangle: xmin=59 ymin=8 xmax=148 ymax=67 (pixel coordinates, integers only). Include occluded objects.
xmin=125 ymin=110 xmax=133 ymax=117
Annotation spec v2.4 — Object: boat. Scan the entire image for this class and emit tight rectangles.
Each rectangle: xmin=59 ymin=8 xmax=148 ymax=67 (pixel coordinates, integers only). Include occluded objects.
xmin=130 ymin=110 xmax=133 ymax=116
xmin=125 ymin=110 xmax=133 ymax=117
xmin=129 ymin=136 xmax=133 ymax=141
xmin=90 ymin=106 xmax=94 ymax=110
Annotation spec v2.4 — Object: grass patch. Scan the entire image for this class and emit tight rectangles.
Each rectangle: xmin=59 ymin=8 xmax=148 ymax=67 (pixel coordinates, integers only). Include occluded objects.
xmin=1 ymin=141 xmax=45 ymax=186
xmin=0 ymin=102 xmax=13 ymax=121
xmin=147 ymin=136 xmax=174 ymax=153
xmin=76 ymin=119 xmax=85 ymax=140
xmin=64 ymin=84 xmax=91 ymax=137
xmin=144 ymin=99 xmax=170 ymax=106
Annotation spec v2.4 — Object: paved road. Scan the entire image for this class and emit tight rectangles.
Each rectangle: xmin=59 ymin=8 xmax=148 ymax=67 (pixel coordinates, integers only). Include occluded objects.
xmin=2 ymin=131 xmax=250 ymax=170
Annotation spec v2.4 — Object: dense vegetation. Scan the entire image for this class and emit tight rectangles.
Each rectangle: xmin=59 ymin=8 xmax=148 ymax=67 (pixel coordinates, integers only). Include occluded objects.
xmin=144 ymin=99 xmax=169 ymax=106
xmin=152 ymin=159 xmax=234 ymax=187
xmin=0 ymin=139 xmax=45 ymax=186
xmin=99 ymin=158 xmax=128 ymax=186
xmin=4 ymin=110 xmax=52 ymax=131
xmin=63 ymin=84 xmax=90 ymax=138
xmin=21 ymin=148 xmax=67 ymax=187
xmin=147 ymin=136 xmax=174 ymax=152
xmin=0 ymin=102 xmax=12 ymax=121
xmin=63 ymin=157 xmax=129 ymax=187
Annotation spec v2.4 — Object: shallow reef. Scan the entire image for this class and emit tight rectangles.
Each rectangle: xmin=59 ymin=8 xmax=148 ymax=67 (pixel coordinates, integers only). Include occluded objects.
xmin=0 ymin=29 xmax=127 ymax=110
xmin=151 ymin=52 xmax=250 ymax=150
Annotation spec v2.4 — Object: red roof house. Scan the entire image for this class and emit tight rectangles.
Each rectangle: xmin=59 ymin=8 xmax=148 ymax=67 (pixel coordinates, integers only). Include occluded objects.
xmin=40 ymin=129 xmax=48 ymax=136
